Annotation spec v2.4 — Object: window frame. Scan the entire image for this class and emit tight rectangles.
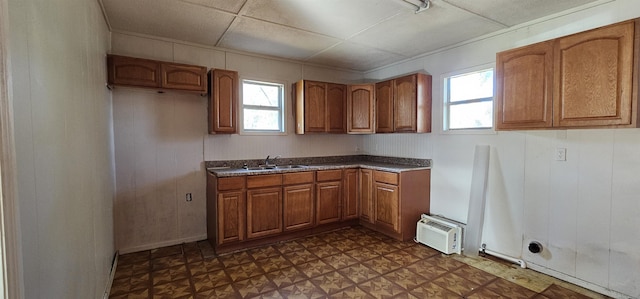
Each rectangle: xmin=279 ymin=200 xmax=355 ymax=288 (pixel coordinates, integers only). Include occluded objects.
xmin=442 ymin=64 xmax=496 ymax=134
xmin=239 ymin=78 xmax=287 ymax=135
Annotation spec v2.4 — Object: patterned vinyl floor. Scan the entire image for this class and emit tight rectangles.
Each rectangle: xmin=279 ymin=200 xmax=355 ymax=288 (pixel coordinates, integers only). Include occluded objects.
xmin=109 ymin=226 xmax=609 ymax=298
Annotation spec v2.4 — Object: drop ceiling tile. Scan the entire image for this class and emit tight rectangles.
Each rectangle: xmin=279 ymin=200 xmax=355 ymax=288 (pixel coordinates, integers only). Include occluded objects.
xmin=242 ymin=0 xmax=406 ymax=39
xmin=103 ymin=0 xmax=234 ymax=46
xmin=350 ymin=2 xmax=506 ymax=57
xmin=219 ymin=17 xmax=341 ymax=61
xmin=307 ymin=42 xmax=407 ymax=71
xmin=443 ymin=0 xmax=599 ymax=27
xmin=179 ymin=0 xmax=246 ymax=14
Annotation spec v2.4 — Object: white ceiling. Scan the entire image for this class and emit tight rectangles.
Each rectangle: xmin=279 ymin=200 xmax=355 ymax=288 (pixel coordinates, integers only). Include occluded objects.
xmin=101 ymin=0 xmax=599 ymax=72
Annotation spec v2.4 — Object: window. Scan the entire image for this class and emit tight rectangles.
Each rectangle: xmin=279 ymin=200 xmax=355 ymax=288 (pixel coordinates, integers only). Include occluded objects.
xmin=241 ymin=79 xmax=284 ymax=133
xmin=444 ymin=68 xmax=494 ymax=130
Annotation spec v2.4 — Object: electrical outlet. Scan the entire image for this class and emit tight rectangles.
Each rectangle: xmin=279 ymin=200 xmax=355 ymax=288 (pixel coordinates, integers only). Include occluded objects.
xmin=186 ymin=193 xmax=192 ymax=202
xmin=555 ymin=148 xmax=567 ymax=161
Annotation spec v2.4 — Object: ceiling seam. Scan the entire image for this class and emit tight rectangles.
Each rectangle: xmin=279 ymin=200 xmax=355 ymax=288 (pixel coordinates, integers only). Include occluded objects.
xmin=96 ymin=0 xmax=112 ymax=32
xmin=214 ymin=0 xmax=250 ymax=47
xmin=438 ymin=0 xmax=509 ymax=28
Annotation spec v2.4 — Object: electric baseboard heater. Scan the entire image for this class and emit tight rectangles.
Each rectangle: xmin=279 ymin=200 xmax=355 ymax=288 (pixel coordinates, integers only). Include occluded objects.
xmin=416 ymin=215 xmax=462 ymax=254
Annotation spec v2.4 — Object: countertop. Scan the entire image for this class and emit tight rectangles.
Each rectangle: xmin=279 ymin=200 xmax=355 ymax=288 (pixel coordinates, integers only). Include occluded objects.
xmin=207 ymin=161 xmax=431 ymax=177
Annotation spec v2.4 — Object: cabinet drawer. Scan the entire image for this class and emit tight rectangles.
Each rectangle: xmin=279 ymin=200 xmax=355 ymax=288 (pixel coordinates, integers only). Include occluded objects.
xmin=374 ymin=171 xmax=398 ymax=185
xmin=247 ymin=174 xmax=283 ymax=188
xmin=218 ymin=176 xmax=246 ymax=191
xmin=283 ymin=171 xmax=314 ymax=185
xmin=316 ymin=169 xmax=343 ymax=181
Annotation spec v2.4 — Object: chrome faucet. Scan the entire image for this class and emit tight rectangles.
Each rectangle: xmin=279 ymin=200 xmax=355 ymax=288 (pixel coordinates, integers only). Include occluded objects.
xmin=264 ymin=155 xmax=281 ymax=166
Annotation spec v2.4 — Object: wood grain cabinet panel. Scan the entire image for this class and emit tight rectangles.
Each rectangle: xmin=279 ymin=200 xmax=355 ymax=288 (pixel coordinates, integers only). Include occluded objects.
xmin=343 ymin=169 xmax=359 ymax=220
xmin=295 ymin=80 xmax=347 ymax=134
xmin=207 ymin=173 xmax=246 ymax=246
xmin=554 ymin=20 xmax=636 ymax=127
xmin=209 ymin=69 xmax=238 ymax=134
xmin=496 ymin=41 xmax=554 ymax=129
xmin=374 ymin=182 xmax=399 ymax=233
xmin=107 ymin=54 xmax=206 ymax=93
xmin=108 ymin=55 xmax=160 ymax=88
xmin=496 ymin=19 xmax=639 ymax=130
xmin=316 ymin=181 xmax=342 ymax=225
xmin=359 ymin=169 xmax=374 ymax=224
xmin=283 ymin=184 xmax=315 ymax=231
xmin=347 ymin=84 xmax=375 ymax=134
xmin=375 ymin=73 xmax=432 ymax=133
xmin=246 ymin=187 xmax=283 ymax=239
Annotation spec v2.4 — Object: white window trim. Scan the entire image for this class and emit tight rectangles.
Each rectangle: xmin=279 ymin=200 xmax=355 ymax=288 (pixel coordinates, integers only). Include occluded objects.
xmin=239 ymin=77 xmax=287 ymax=136
xmin=441 ymin=63 xmax=497 ymax=135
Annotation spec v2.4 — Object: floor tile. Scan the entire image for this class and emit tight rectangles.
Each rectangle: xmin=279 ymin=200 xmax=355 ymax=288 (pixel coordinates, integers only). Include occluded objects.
xmin=110 ymin=226 xmax=609 ymax=299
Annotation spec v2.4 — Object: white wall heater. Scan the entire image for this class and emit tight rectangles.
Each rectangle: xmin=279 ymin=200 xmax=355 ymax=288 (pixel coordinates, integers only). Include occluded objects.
xmin=416 ymin=215 xmax=462 ymax=254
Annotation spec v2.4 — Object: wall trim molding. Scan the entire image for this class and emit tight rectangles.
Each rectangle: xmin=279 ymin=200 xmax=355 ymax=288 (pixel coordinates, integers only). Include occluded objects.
xmin=118 ymin=235 xmax=207 ymax=255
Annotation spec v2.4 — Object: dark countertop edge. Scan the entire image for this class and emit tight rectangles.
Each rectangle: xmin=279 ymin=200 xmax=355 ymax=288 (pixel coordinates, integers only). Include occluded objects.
xmin=207 ymin=161 xmax=431 ymax=177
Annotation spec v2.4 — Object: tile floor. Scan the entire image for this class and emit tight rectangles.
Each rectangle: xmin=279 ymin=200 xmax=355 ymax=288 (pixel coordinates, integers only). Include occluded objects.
xmin=109 ymin=226 xmax=609 ymax=298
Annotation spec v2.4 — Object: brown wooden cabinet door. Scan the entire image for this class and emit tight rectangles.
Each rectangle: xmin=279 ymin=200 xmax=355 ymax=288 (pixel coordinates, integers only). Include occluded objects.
xmin=327 ymin=83 xmax=347 ymax=133
xmin=359 ymin=169 xmax=373 ymax=223
xmin=375 ymin=80 xmax=394 ymax=133
xmin=107 ymin=55 xmax=160 ymax=88
xmin=246 ymin=187 xmax=282 ymax=239
xmin=343 ymin=169 xmax=359 ymax=220
xmin=209 ymin=69 xmax=238 ymax=134
xmin=496 ymin=41 xmax=554 ymax=130
xmin=305 ymin=81 xmax=327 ymax=132
xmin=554 ymin=20 xmax=636 ymax=128
xmin=374 ymin=182 xmax=399 ymax=233
xmin=160 ymin=63 xmax=207 ymax=92
xmin=316 ymin=181 xmax=342 ymax=225
xmin=283 ymin=184 xmax=314 ymax=231
xmin=394 ymin=74 xmax=417 ymax=132
xmin=347 ymin=84 xmax=375 ymax=133
xmin=217 ymin=191 xmax=246 ymax=245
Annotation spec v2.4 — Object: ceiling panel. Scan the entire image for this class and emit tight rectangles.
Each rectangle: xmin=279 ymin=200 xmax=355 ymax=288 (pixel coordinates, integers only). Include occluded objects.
xmin=179 ymin=0 xmax=247 ymax=14
xmin=443 ymin=0 xmax=599 ymax=26
xmin=219 ymin=17 xmax=341 ymax=61
xmin=307 ymin=42 xmax=407 ymax=71
xmin=103 ymin=0 xmax=234 ymax=46
xmin=242 ymin=0 xmax=406 ymax=39
xmin=350 ymin=2 xmax=506 ymax=57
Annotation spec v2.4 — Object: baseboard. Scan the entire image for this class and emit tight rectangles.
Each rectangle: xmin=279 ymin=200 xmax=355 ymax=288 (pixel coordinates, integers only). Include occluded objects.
xmin=118 ymin=235 xmax=207 ymax=255
xmin=526 ymin=262 xmax=634 ymax=299
xmin=102 ymin=250 xmax=119 ymax=299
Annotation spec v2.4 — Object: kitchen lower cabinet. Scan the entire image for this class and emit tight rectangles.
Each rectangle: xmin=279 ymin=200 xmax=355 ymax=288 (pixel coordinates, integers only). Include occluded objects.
xmin=316 ymin=170 xmax=343 ymax=225
xmin=283 ymin=172 xmax=315 ymax=231
xmin=246 ymin=174 xmax=283 ymax=239
xmin=361 ymin=169 xmax=431 ymax=241
xmin=343 ymin=169 xmax=359 ymax=220
xmin=359 ymin=169 xmax=374 ymax=223
xmin=374 ymin=182 xmax=400 ymax=233
xmin=207 ymin=173 xmax=246 ymax=246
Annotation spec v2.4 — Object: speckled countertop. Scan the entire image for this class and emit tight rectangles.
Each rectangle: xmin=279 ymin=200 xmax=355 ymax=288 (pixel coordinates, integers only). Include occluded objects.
xmin=206 ymin=155 xmax=431 ymax=177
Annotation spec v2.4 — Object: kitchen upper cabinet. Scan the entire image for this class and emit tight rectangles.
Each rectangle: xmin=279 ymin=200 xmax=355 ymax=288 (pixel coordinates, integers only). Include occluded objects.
xmin=347 ymin=84 xmax=375 ymax=134
xmin=343 ymin=169 xmax=359 ymax=220
xmin=554 ymin=20 xmax=636 ymax=128
xmin=283 ymin=172 xmax=315 ymax=232
xmin=246 ymin=175 xmax=283 ymax=239
xmin=207 ymin=174 xmax=246 ymax=246
xmin=375 ymin=73 xmax=432 ymax=133
xmin=496 ymin=19 xmax=639 ymax=130
xmin=496 ymin=41 xmax=554 ymax=129
xmin=209 ymin=69 xmax=238 ymax=134
xmin=359 ymin=169 xmax=374 ymax=224
xmin=107 ymin=54 xmax=207 ymax=93
xmin=316 ymin=170 xmax=342 ymax=225
xmin=294 ymin=80 xmax=346 ymax=134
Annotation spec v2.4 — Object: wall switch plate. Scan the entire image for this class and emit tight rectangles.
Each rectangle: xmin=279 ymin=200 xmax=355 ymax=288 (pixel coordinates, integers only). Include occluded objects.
xmin=555 ymin=148 xmax=567 ymax=161
xmin=186 ymin=193 xmax=192 ymax=202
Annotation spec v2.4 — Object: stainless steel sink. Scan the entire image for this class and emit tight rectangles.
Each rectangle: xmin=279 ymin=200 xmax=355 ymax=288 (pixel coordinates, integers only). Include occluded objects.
xmin=274 ymin=165 xmax=306 ymax=169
